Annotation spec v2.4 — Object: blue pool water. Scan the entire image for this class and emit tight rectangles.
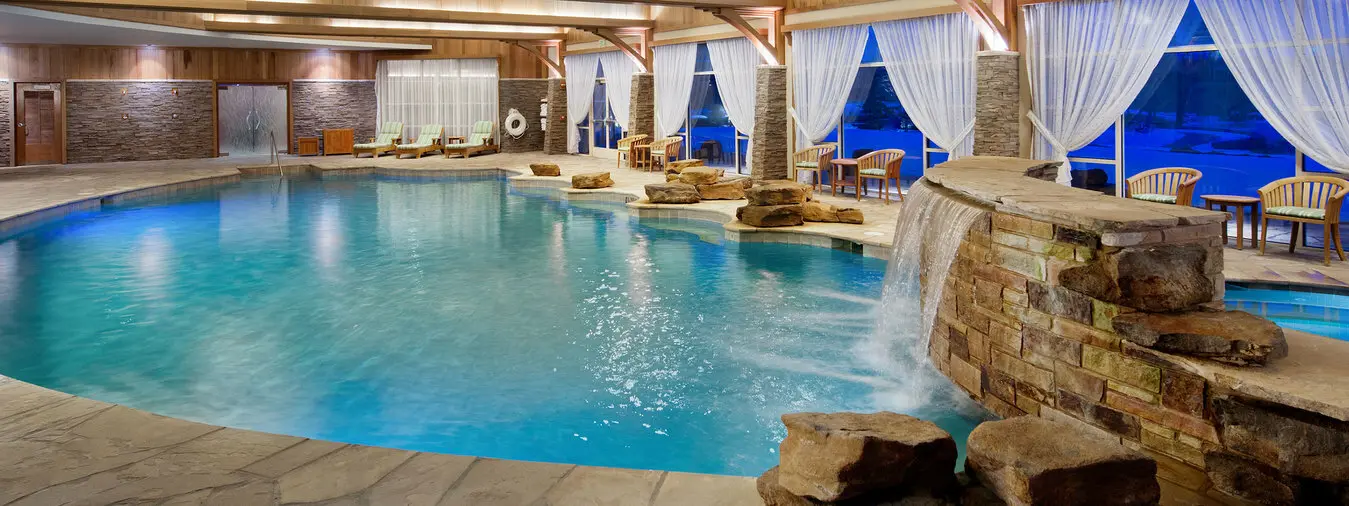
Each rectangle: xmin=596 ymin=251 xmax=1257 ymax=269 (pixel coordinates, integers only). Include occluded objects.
xmin=0 ymin=174 xmax=983 ymax=476
xmin=1226 ymin=283 xmax=1349 ymax=342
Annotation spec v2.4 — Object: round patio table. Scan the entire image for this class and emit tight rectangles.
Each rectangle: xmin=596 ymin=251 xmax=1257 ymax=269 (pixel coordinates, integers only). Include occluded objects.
xmin=831 ymin=158 xmax=859 ymax=200
xmin=1201 ymin=194 xmax=1260 ymax=250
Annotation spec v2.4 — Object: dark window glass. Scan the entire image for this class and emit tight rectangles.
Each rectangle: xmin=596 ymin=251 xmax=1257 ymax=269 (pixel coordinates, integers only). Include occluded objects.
xmin=860 ymin=27 xmax=883 ymax=64
xmin=1170 ymin=1 xmax=1213 ymax=47
xmin=842 ymin=66 xmax=922 ymax=189
xmin=1070 ymin=161 xmax=1117 ymax=195
xmin=577 ymin=116 xmax=590 ymax=155
xmin=1305 ymin=156 xmax=1339 ymax=174
xmin=928 ymin=151 xmax=950 ymax=167
xmin=694 ymin=43 xmax=713 ymax=73
xmin=592 ymin=81 xmax=608 ymax=149
xmin=737 ymin=136 xmax=750 ymax=174
xmin=1124 ymin=50 xmax=1294 ymax=201
xmin=1069 ymin=124 xmax=1116 ymax=161
xmin=689 ymin=74 xmax=736 ymax=168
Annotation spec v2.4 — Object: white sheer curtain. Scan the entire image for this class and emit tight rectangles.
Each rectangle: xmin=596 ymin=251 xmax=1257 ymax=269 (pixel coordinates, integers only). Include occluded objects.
xmin=873 ymin=13 xmax=980 ymax=158
xmin=653 ymin=43 xmax=698 ymax=139
xmin=597 ymin=51 xmax=637 ymax=133
xmin=376 ymin=58 xmax=499 ymax=141
xmin=1025 ymin=0 xmax=1188 ymax=184
xmin=564 ymin=53 xmax=601 ymax=153
xmin=1196 ymin=0 xmax=1349 ymax=173
xmin=791 ymin=25 xmax=869 ymax=146
xmin=707 ymin=37 xmax=763 ymax=166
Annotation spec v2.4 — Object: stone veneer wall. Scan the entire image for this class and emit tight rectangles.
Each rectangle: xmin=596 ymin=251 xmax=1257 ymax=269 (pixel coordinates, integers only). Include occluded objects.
xmin=924 ymin=157 xmax=1349 ymax=504
xmin=498 ymin=79 xmax=548 ymax=153
xmin=66 ymin=80 xmax=214 ymax=164
xmin=751 ymin=65 xmax=788 ymax=181
xmin=544 ymin=78 xmax=568 ymax=155
xmin=291 ymin=80 xmax=376 ymax=153
xmin=628 ymin=72 xmax=654 ymax=140
xmin=973 ymin=51 xmax=1021 ymax=157
xmin=0 ymin=81 xmax=11 ymax=167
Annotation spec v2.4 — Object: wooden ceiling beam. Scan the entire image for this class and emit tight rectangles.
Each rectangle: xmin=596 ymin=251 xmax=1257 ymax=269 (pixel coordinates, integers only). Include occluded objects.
xmin=510 ymin=42 xmax=565 ymax=78
xmin=699 ymin=7 xmax=782 ymax=65
xmin=584 ymin=28 xmax=649 ymax=72
xmin=203 ymin=21 xmax=566 ymax=41
xmin=953 ymin=0 xmax=1010 ymax=51
xmin=6 ymin=0 xmax=655 ymax=29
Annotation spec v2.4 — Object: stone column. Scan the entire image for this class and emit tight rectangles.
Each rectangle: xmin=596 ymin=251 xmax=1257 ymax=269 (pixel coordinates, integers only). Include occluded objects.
xmin=628 ymin=72 xmax=655 ymax=140
xmin=497 ymin=79 xmax=548 ymax=153
xmin=0 ymin=80 xmax=12 ymax=167
xmin=973 ymin=51 xmax=1022 ymax=158
xmin=751 ymin=65 xmax=789 ymax=182
xmin=544 ymin=77 xmax=569 ymax=155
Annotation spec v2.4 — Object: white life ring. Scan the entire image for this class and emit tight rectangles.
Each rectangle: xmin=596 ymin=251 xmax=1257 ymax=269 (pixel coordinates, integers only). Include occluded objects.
xmin=505 ymin=108 xmax=528 ymax=138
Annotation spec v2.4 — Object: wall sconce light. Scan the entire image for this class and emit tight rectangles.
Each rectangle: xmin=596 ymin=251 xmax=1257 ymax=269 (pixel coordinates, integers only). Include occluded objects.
xmin=171 ymin=88 xmax=178 ymax=96
xmin=120 ymin=88 xmax=128 ymax=95
xmin=121 ymin=113 xmax=130 ymax=120
xmin=171 ymin=113 xmax=179 ymax=119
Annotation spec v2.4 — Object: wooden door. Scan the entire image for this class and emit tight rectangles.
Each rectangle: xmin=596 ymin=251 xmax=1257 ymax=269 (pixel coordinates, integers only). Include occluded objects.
xmin=15 ymin=83 xmax=63 ymax=166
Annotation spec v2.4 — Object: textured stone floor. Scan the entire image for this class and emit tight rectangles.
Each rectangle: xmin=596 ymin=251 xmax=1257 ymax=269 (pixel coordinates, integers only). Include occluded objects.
xmin=4 ymin=151 xmax=1349 ymax=505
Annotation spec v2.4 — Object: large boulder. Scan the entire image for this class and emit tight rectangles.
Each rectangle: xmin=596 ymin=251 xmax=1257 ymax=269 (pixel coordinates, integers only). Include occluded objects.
xmin=966 ymin=417 xmax=1159 ymax=506
xmin=738 ymin=205 xmax=804 ymax=228
xmin=668 ymin=159 xmax=705 ymax=173
xmin=747 ymin=182 xmax=811 ymax=206
xmin=1213 ymin=396 xmax=1349 ymax=484
xmin=645 ymin=183 xmax=702 ymax=204
xmin=1112 ymin=310 xmax=1288 ymax=366
xmin=838 ymin=208 xmax=864 ymax=225
xmin=720 ymin=175 xmax=754 ymax=189
xmin=803 ymin=201 xmax=840 ymax=223
xmin=678 ymin=167 xmax=720 ymax=186
xmin=777 ymin=412 xmax=958 ymax=502
xmin=572 ymin=172 xmax=614 ymax=189
xmin=529 ymin=163 xmax=560 ymax=176
xmin=697 ymin=181 xmax=745 ymax=200
xmin=1059 ymin=244 xmax=1215 ymax=312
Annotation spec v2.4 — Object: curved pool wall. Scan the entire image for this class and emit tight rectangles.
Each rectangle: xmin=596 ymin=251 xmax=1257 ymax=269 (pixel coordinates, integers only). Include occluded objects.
xmin=918 ymin=156 xmax=1349 ymax=503
xmin=0 ymin=169 xmax=983 ymax=477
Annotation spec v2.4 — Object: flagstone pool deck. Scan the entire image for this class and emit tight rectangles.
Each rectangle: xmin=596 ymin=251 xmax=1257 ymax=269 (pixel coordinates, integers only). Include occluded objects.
xmin=1 ymin=152 xmax=1348 ymax=505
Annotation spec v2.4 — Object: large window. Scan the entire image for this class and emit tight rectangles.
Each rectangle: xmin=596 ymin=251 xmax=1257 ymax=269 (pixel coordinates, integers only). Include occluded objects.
xmin=1063 ymin=0 xmax=1338 ymax=246
xmin=812 ymin=27 xmax=941 ymax=191
xmin=590 ymin=64 xmax=624 ymax=150
xmin=680 ymin=43 xmax=751 ymax=173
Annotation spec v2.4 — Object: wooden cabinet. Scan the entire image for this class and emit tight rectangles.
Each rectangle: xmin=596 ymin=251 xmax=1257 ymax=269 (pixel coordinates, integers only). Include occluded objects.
xmin=322 ymin=128 xmax=354 ymax=156
xmin=297 ymin=137 xmax=320 ymax=156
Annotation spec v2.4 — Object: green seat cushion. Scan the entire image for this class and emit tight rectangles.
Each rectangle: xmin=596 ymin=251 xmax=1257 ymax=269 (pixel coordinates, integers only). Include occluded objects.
xmin=859 ymin=168 xmax=888 ymax=176
xmin=651 ymin=150 xmax=665 ymax=156
xmin=1132 ymin=193 xmax=1177 ymax=204
xmin=795 ymin=161 xmax=818 ymax=169
xmin=617 ymin=147 xmax=630 ymax=152
xmin=445 ymin=143 xmax=475 ymax=149
xmin=1267 ymin=206 xmax=1326 ymax=220
xmin=355 ymin=142 xmax=391 ymax=149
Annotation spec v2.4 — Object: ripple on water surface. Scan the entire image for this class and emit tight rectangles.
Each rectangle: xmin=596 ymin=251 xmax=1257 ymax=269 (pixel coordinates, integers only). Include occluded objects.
xmin=0 ymin=174 xmax=983 ymax=476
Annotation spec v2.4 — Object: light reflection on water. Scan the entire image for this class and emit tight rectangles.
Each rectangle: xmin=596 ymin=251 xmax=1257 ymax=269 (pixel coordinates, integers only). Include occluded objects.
xmin=0 ymin=174 xmax=983 ymax=476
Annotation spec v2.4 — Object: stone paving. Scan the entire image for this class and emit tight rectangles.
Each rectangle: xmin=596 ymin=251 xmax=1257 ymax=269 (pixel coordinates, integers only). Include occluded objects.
xmin=4 ymin=151 xmax=1349 ymax=505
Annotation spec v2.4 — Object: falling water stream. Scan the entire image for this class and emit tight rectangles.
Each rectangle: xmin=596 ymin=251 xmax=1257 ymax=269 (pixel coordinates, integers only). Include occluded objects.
xmin=863 ymin=180 xmax=992 ymax=411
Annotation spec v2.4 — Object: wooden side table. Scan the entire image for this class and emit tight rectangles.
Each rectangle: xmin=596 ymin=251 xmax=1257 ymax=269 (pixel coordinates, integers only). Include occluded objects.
xmin=296 ymin=138 xmax=320 ymax=156
xmin=630 ymin=145 xmax=651 ymax=171
xmin=831 ymin=158 xmax=859 ymax=200
xmin=1202 ymin=194 xmax=1260 ymax=250
xmin=322 ymin=129 xmax=354 ymax=156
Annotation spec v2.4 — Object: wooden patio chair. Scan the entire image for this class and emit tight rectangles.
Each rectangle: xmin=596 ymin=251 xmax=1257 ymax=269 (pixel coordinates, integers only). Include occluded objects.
xmin=1125 ymin=167 xmax=1202 ymax=206
xmin=857 ymin=149 xmax=906 ymax=204
xmin=353 ymin=121 xmax=403 ymax=158
xmin=648 ymin=137 xmax=683 ymax=172
xmin=616 ymin=134 xmax=649 ymax=168
xmin=793 ymin=143 xmax=836 ymax=190
xmin=1259 ymin=176 xmax=1349 ymax=265
xmin=395 ymin=124 xmax=444 ymax=159
xmin=444 ymin=121 xmax=499 ymax=158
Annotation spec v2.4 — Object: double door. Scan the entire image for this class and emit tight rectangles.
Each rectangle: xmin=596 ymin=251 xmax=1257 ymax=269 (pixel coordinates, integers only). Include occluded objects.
xmin=217 ymin=84 xmax=289 ymax=157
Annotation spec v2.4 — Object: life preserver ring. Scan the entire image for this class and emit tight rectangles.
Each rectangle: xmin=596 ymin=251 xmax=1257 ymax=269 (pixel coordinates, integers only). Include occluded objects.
xmin=505 ymin=109 xmax=528 ymax=138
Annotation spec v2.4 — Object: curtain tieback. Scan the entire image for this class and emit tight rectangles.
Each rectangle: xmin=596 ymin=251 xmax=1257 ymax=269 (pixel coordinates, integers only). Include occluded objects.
xmin=953 ymin=120 xmax=976 ymax=147
xmin=1026 ymin=111 xmax=1074 ymax=186
xmin=1025 ymin=111 xmax=1070 ymax=160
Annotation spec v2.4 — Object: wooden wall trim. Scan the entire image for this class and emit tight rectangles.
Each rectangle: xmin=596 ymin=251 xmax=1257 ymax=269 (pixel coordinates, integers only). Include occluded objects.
xmin=782 ymin=5 xmax=962 ymax=31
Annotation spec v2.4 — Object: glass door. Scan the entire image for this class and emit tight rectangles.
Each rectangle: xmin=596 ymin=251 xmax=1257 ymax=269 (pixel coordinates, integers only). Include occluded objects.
xmin=217 ymin=84 xmax=289 ymax=156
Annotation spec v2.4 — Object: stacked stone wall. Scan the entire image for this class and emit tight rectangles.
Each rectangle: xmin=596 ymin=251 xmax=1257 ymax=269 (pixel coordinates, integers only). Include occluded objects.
xmin=628 ymin=73 xmax=654 ymax=141
xmin=498 ymin=79 xmax=547 ymax=153
xmin=291 ymin=80 xmax=376 ymax=153
xmin=543 ymin=78 xmax=568 ymax=155
xmin=66 ymin=80 xmax=215 ymax=164
xmin=0 ymin=81 xmax=11 ymax=166
xmin=973 ymin=51 xmax=1021 ymax=157
xmin=926 ymin=177 xmax=1349 ymax=503
xmin=750 ymin=65 xmax=788 ymax=181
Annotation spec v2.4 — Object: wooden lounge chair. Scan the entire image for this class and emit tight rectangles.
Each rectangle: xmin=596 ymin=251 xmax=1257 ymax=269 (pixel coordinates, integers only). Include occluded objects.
xmin=793 ymin=144 xmax=836 ymax=189
xmin=1125 ymin=167 xmax=1202 ymax=206
xmin=647 ymin=137 xmax=683 ymax=172
xmin=1259 ymin=176 xmax=1349 ymax=265
xmin=857 ymin=149 xmax=906 ymax=204
xmin=395 ymin=125 xmax=444 ymax=159
xmin=353 ymin=122 xmax=403 ymax=158
xmin=616 ymin=134 xmax=649 ymax=168
xmin=444 ymin=121 xmax=499 ymax=159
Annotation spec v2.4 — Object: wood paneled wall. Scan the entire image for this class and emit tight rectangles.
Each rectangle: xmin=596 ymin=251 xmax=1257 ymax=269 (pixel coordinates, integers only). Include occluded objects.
xmin=0 ymin=42 xmax=545 ymax=82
